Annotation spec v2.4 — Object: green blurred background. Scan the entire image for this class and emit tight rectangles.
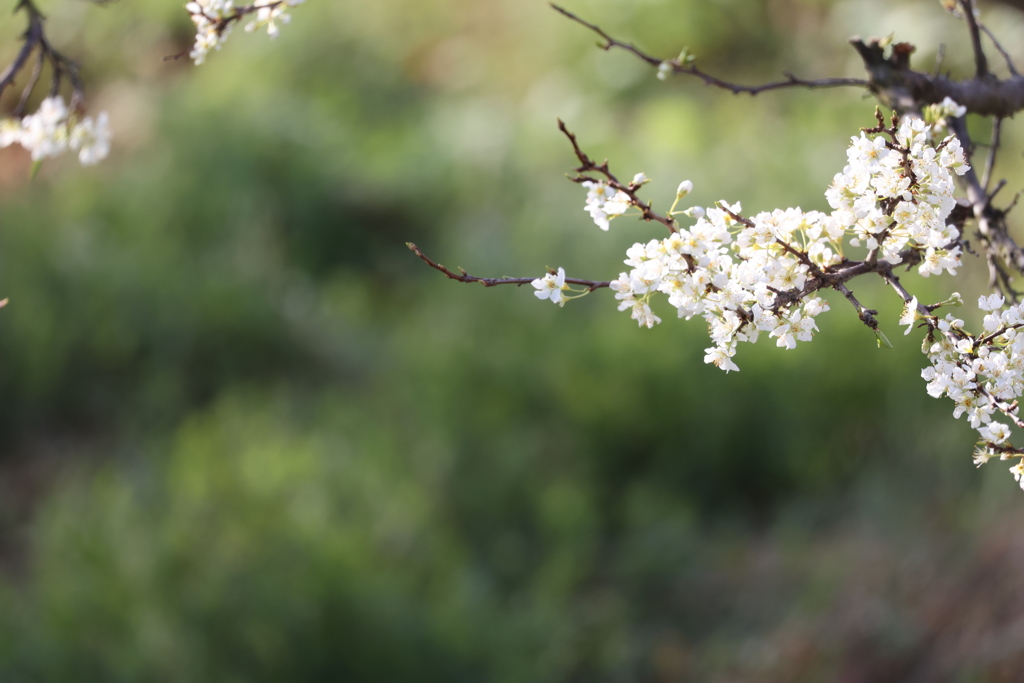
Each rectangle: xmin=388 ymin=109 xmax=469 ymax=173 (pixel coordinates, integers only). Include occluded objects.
xmin=2 ymin=0 xmax=1024 ymax=680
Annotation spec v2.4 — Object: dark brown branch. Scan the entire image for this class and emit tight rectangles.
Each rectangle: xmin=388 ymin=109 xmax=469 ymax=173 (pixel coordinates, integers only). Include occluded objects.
xmin=982 ymin=117 xmax=1001 ymax=194
xmin=985 ymin=442 xmax=1024 ymax=457
xmin=0 ymin=2 xmax=43 ymax=100
xmin=549 ymin=3 xmax=659 ymax=67
xmin=407 ymin=243 xmax=611 ymax=291
xmin=14 ymin=45 xmax=43 ymax=117
xmin=551 ymin=2 xmax=1024 ymax=124
xmin=959 ymin=0 xmax=989 ymax=78
xmin=876 ymin=263 xmax=937 ymax=320
xmin=550 ymin=3 xmax=869 ymax=96
xmin=836 ymin=283 xmax=879 ymax=330
xmin=989 ymin=179 xmax=1007 ymax=204
xmin=850 ymin=37 xmax=1024 ymax=117
xmin=557 ymin=118 xmax=678 ymax=233
xmin=980 ymin=23 xmax=1019 ymax=77
xmin=716 ymin=203 xmax=754 ymax=228
xmin=0 ymin=0 xmax=86 ymax=113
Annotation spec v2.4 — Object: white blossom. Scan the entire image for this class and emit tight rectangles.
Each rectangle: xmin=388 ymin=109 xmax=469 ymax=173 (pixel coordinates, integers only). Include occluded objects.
xmin=582 ymin=179 xmax=631 ymax=231
xmin=900 ymin=297 xmax=919 ymax=335
xmin=979 ymin=293 xmax=1005 ymax=312
xmin=70 ymin=113 xmax=111 ymax=166
xmin=1 ymin=96 xmax=110 ymax=166
xmin=187 ymin=0 xmax=234 ymax=65
xmin=704 ymin=345 xmax=739 ymax=373
xmin=531 ymin=268 xmax=568 ymax=306
xmin=0 ymin=118 xmax=23 ymax=148
xmin=979 ymin=421 xmax=1011 ymax=445
xmin=1012 ymin=462 xmax=1024 ymax=490
xmin=245 ymin=0 xmax=305 ymax=38
xmin=188 ymin=0 xmax=305 ymax=64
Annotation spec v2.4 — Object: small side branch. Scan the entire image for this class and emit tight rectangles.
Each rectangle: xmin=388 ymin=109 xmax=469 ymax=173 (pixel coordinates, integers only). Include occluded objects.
xmin=407 ymin=243 xmax=611 ymax=291
xmin=877 ymin=264 xmax=934 ymax=320
xmin=835 ymin=283 xmax=879 ymax=330
xmin=0 ymin=5 xmax=41 ymax=99
xmin=0 ymin=0 xmax=86 ymax=111
xmin=549 ymin=3 xmax=658 ymax=67
xmin=557 ymin=119 xmax=678 ymax=233
xmin=550 ymin=3 xmax=868 ymax=96
xmin=982 ymin=117 xmax=1001 ymax=193
xmin=959 ymin=0 xmax=989 ymax=78
xmin=980 ymin=23 xmax=1019 ymax=77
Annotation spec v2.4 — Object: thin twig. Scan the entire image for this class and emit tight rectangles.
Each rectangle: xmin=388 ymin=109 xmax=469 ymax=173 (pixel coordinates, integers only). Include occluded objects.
xmin=989 ymin=179 xmax=1006 ymax=204
xmin=982 ymin=117 xmax=1002 ymax=194
xmin=979 ymin=23 xmax=1019 ymax=77
xmin=0 ymin=4 xmax=43 ymax=99
xmin=14 ymin=50 xmax=44 ymax=118
xmin=407 ymin=243 xmax=611 ymax=291
xmin=550 ymin=3 xmax=868 ymax=96
xmin=0 ymin=0 xmax=86 ymax=113
xmin=933 ymin=43 xmax=946 ymax=77
xmin=557 ymin=118 xmax=678 ymax=233
xmin=877 ymin=264 xmax=934 ymax=319
xmin=959 ymin=0 xmax=989 ymax=78
xmin=836 ymin=283 xmax=879 ymax=329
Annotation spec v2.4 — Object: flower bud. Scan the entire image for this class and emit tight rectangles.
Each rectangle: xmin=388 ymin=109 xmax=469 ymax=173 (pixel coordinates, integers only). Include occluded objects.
xmin=676 ymin=180 xmax=693 ymax=198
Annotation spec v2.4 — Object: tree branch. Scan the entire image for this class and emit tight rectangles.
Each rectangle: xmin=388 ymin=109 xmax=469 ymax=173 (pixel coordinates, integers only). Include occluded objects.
xmin=557 ymin=118 xmax=678 ymax=234
xmin=959 ymin=0 xmax=990 ymax=78
xmin=407 ymin=243 xmax=611 ymax=291
xmin=550 ymin=3 xmax=869 ymax=96
xmin=836 ymin=283 xmax=879 ymax=330
xmin=982 ymin=117 xmax=1002 ymax=194
xmin=980 ymin=23 xmax=1019 ymax=77
xmin=0 ymin=0 xmax=86 ymax=112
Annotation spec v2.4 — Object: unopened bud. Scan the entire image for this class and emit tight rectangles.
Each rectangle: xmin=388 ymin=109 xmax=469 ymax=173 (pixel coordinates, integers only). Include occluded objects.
xmin=676 ymin=180 xmax=693 ymax=198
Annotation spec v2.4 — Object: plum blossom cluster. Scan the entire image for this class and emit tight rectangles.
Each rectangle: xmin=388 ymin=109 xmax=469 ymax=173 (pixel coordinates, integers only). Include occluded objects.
xmin=582 ymin=179 xmax=631 ymax=231
xmin=608 ymin=204 xmax=835 ymax=372
xmin=537 ymin=114 xmax=970 ymax=374
xmin=244 ymin=0 xmax=304 ymax=38
xmin=916 ymin=294 xmax=1024 ymax=486
xmin=826 ymin=117 xmax=968 ymax=275
xmin=924 ymin=96 xmax=968 ymax=135
xmin=0 ymin=96 xmax=110 ymax=166
xmin=186 ymin=0 xmax=306 ymax=65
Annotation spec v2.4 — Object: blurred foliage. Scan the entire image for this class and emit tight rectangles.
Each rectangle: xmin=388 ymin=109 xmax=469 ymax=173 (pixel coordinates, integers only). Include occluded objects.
xmin=1 ymin=0 xmax=1024 ymax=680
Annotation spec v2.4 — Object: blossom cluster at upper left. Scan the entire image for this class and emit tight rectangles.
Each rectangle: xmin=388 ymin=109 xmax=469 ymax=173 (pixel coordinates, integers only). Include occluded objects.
xmin=0 ymin=96 xmax=110 ymax=166
xmin=187 ymin=0 xmax=306 ymax=65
